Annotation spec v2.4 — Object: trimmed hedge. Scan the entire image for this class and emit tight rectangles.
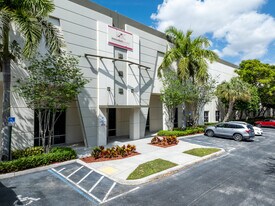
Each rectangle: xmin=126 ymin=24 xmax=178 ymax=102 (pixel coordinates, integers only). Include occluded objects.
xmin=0 ymin=147 xmax=77 ymax=174
xmin=12 ymin=146 xmax=44 ymax=160
xmin=157 ymin=127 xmax=204 ymax=137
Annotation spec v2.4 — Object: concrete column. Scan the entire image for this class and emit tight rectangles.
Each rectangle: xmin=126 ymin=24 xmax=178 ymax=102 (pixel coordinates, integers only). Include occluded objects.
xmin=130 ymin=108 xmax=140 ymax=140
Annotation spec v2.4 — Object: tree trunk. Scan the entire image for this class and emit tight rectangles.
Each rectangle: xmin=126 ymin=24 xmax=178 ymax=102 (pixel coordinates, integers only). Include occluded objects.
xmin=1 ymin=22 xmax=11 ymax=161
xmin=48 ymin=111 xmax=56 ymax=151
xmin=223 ymin=101 xmax=235 ymax=122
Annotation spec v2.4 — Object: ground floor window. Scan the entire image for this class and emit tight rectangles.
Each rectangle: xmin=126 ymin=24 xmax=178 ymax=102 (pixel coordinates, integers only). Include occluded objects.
xmin=34 ymin=110 xmax=66 ymax=146
xmin=204 ymin=111 xmax=209 ymax=123
xmin=146 ymin=109 xmax=150 ymax=131
xmin=215 ymin=111 xmax=220 ymax=122
xmin=174 ymin=108 xmax=178 ymax=128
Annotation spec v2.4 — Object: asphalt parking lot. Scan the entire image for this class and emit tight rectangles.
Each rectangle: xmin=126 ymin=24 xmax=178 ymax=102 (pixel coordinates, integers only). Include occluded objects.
xmin=1 ymin=128 xmax=274 ymax=206
xmin=0 ymin=162 xmax=137 ymax=206
xmin=104 ymin=128 xmax=275 ymax=206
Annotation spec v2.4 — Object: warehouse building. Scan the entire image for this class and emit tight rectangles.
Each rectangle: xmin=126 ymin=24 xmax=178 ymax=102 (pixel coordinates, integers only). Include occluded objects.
xmin=0 ymin=0 xmax=237 ymax=149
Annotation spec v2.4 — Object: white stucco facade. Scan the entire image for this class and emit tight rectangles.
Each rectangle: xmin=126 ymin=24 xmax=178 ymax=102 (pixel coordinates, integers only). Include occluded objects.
xmin=0 ymin=0 xmax=238 ymax=149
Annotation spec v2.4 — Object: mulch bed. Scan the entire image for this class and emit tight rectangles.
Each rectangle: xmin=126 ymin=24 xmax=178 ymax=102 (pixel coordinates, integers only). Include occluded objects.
xmin=80 ymin=152 xmax=140 ymax=163
xmin=148 ymin=143 xmax=178 ymax=148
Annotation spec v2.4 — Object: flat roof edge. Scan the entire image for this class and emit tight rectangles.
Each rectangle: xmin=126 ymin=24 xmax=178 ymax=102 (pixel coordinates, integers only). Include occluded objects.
xmin=217 ymin=58 xmax=238 ymax=69
xmin=68 ymin=0 xmax=166 ymax=39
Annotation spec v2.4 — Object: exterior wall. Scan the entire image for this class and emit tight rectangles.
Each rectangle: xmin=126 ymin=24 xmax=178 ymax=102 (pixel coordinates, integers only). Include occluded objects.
xmin=204 ymin=61 xmax=238 ymax=123
xmin=0 ymin=0 xmax=239 ymax=150
xmin=116 ymin=108 xmax=130 ymax=137
xmin=149 ymin=95 xmax=163 ymax=132
xmin=66 ymin=101 xmax=84 ymax=144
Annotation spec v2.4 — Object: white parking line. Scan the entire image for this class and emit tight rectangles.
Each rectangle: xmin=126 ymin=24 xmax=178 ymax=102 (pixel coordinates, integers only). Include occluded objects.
xmin=67 ymin=166 xmax=84 ymax=178
xmin=103 ymin=187 xmax=140 ymax=204
xmin=51 ymin=168 xmax=102 ymax=203
xmin=77 ymin=170 xmax=93 ymax=185
xmin=57 ymin=168 xmax=66 ymax=173
xmin=89 ymin=176 xmax=104 ymax=193
xmin=103 ymin=182 xmax=116 ymax=202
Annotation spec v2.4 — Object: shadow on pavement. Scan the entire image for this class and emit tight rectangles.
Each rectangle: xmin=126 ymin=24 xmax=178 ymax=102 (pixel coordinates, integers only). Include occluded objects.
xmin=0 ymin=181 xmax=22 ymax=206
xmin=265 ymin=157 xmax=275 ymax=176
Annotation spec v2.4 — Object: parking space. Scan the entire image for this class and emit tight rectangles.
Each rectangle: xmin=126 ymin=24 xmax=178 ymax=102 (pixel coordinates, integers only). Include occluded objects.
xmin=51 ymin=163 xmax=139 ymax=204
xmin=0 ymin=162 xmax=138 ymax=206
xmin=181 ymin=128 xmax=275 ymax=152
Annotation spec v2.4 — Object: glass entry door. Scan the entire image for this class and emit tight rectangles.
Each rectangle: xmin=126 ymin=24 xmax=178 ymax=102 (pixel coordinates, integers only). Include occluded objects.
xmin=108 ymin=108 xmax=116 ymax=137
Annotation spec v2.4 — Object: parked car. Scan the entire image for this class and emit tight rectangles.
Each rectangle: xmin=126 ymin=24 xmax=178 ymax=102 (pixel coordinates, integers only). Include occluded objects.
xmin=228 ymin=121 xmax=263 ymax=136
xmin=205 ymin=122 xmax=255 ymax=141
xmin=255 ymin=119 xmax=275 ymax=128
xmin=253 ymin=126 xmax=263 ymax=136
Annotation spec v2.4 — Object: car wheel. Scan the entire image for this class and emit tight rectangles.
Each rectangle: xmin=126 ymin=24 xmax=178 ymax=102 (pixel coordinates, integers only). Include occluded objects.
xmin=256 ymin=124 xmax=261 ymax=128
xmin=233 ymin=133 xmax=243 ymax=141
xmin=206 ymin=130 xmax=214 ymax=137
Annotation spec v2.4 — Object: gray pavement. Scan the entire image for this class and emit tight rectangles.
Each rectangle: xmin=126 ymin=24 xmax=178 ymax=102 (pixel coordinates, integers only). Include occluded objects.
xmin=1 ymin=128 xmax=274 ymax=205
xmin=74 ymin=134 xmax=224 ymax=185
xmin=103 ymin=128 xmax=275 ymax=206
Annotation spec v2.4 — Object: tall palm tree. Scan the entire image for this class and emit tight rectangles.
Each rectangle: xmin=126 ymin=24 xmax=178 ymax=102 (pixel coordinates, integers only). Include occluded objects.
xmin=0 ymin=0 xmax=64 ymax=160
xmin=158 ymin=26 xmax=218 ymax=83
xmin=216 ymin=77 xmax=251 ymax=122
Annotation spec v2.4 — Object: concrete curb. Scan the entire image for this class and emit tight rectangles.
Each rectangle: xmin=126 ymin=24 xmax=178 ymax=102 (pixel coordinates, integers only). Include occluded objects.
xmin=0 ymin=159 xmax=77 ymax=180
xmin=76 ymin=148 xmax=225 ymax=186
xmin=113 ymin=148 xmax=225 ymax=185
xmin=177 ymin=133 xmax=205 ymax=140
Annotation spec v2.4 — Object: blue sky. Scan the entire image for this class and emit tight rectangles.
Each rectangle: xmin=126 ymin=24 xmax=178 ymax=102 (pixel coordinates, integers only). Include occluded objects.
xmin=91 ymin=0 xmax=275 ymax=65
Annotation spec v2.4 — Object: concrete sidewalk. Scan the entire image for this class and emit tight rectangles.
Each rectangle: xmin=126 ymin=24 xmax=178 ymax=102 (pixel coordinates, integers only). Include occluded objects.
xmin=74 ymin=134 xmax=225 ymax=185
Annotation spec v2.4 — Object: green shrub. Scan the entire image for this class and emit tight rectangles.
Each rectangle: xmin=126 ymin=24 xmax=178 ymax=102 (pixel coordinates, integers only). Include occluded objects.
xmin=0 ymin=147 xmax=77 ymax=174
xmin=12 ymin=146 xmax=44 ymax=160
xmin=157 ymin=127 xmax=204 ymax=137
xmin=91 ymin=144 xmax=136 ymax=159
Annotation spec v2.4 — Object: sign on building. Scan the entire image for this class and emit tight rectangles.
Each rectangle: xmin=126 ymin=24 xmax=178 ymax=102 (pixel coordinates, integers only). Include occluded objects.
xmin=108 ymin=26 xmax=133 ymax=51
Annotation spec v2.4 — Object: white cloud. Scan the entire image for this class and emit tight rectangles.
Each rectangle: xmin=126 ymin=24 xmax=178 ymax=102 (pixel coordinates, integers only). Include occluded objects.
xmin=151 ymin=0 xmax=275 ymax=61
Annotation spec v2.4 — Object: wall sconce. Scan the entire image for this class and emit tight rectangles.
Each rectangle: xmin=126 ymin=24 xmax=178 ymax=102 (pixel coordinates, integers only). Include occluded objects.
xmin=119 ymin=88 xmax=124 ymax=94
xmin=131 ymin=89 xmax=134 ymax=93
xmin=107 ymin=87 xmax=110 ymax=91
xmin=118 ymin=53 xmax=123 ymax=59
xmin=118 ymin=71 xmax=123 ymax=77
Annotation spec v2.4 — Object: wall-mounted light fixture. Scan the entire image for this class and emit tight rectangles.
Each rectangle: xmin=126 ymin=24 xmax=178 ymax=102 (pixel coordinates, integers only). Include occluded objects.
xmin=118 ymin=71 xmax=123 ymax=77
xmin=119 ymin=88 xmax=124 ymax=94
xmin=118 ymin=53 xmax=123 ymax=59
xmin=107 ymin=87 xmax=111 ymax=91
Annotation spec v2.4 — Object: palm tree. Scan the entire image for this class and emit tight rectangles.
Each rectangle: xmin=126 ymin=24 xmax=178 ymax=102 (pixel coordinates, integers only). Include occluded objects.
xmin=0 ymin=0 xmax=64 ymax=160
xmin=216 ymin=77 xmax=251 ymax=122
xmin=158 ymin=26 xmax=218 ymax=83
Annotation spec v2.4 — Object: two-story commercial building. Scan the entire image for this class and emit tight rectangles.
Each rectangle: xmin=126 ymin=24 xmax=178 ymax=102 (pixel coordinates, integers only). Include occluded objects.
xmin=0 ymin=0 xmax=238 ymax=149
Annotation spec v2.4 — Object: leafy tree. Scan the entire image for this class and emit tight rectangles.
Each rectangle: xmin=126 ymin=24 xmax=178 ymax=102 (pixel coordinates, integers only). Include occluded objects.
xmin=16 ymin=53 xmax=88 ymax=152
xmin=0 ymin=0 xmax=63 ymax=160
xmin=237 ymin=59 xmax=275 ymax=113
xmin=160 ymin=70 xmax=187 ymax=131
xmin=234 ymin=86 xmax=260 ymax=119
xmin=158 ymin=26 xmax=218 ymax=84
xmin=186 ymin=77 xmax=217 ymax=126
xmin=216 ymin=77 xmax=252 ymax=122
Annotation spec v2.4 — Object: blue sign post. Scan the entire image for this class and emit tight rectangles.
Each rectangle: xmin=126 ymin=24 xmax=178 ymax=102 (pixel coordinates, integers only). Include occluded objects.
xmin=8 ymin=117 xmax=15 ymax=160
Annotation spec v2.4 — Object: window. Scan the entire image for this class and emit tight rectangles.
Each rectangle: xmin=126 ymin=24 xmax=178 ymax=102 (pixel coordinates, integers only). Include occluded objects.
xmin=204 ymin=111 xmax=209 ymax=123
xmin=174 ymin=108 xmax=178 ymax=128
xmin=34 ymin=110 xmax=66 ymax=146
xmin=216 ymin=123 xmax=225 ymax=128
xmin=215 ymin=111 xmax=220 ymax=122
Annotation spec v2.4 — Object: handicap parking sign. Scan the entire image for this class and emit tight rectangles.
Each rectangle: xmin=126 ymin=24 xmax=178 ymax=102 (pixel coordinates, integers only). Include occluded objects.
xmin=8 ymin=117 xmax=15 ymax=126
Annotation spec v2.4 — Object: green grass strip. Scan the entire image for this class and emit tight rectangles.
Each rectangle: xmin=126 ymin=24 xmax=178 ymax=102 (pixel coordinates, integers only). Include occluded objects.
xmin=183 ymin=148 xmax=221 ymax=157
xmin=127 ymin=158 xmax=178 ymax=180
